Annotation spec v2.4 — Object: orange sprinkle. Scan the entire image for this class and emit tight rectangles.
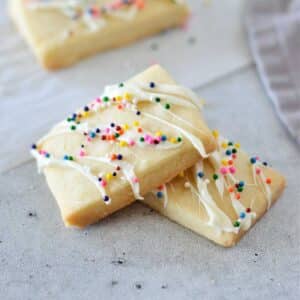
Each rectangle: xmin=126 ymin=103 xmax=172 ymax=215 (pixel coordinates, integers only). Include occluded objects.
xmin=266 ymin=178 xmax=272 ymax=185
xmin=235 ymin=193 xmax=241 ymax=200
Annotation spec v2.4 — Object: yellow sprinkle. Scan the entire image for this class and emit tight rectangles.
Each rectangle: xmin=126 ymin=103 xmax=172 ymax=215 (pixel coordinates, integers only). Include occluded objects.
xmin=116 ymin=96 xmax=122 ymax=102
xmin=221 ymin=142 xmax=227 ymax=149
xmin=106 ymin=173 xmax=112 ymax=181
xmin=123 ymin=124 xmax=129 ymax=130
xmin=119 ymin=140 xmax=128 ymax=147
xmin=133 ymin=121 xmax=139 ymax=127
xmin=124 ymin=93 xmax=132 ymax=101
xmin=221 ymin=159 xmax=228 ymax=166
xmin=155 ymin=131 xmax=162 ymax=137
xmin=81 ymin=111 xmax=88 ymax=117
xmin=212 ymin=130 xmax=219 ymax=138
xmin=235 ymin=143 xmax=240 ymax=149
xmin=170 ymin=137 xmax=177 ymax=144
xmin=179 ymin=171 xmax=185 ymax=177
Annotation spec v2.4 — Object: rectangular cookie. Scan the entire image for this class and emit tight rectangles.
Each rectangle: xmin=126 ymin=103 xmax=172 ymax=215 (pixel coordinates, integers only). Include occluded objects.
xmin=10 ymin=0 xmax=189 ymax=69
xmin=31 ymin=65 xmax=216 ymax=227
xmin=143 ymin=132 xmax=286 ymax=247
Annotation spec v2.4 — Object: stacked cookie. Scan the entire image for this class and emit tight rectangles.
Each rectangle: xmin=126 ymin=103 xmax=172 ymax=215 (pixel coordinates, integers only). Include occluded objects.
xmin=30 ymin=65 xmax=286 ymax=247
xmin=10 ymin=0 xmax=189 ymax=69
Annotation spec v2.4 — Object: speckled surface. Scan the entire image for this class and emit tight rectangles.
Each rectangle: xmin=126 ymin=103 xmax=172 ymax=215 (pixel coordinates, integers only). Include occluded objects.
xmin=1 ymin=68 xmax=299 ymax=300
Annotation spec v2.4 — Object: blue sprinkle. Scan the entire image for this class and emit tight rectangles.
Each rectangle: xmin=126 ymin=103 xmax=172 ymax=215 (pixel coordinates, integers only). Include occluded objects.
xmin=226 ymin=150 xmax=232 ymax=156
xmin=156 ymin=191 xmax=164 ymax=198
xmin=103 ymin=195 xmax=110 ymax=202
xmin=239 ymin=181 xmax=245 ymax=187
xmin=63 ymin=155 xmax=69 ymax=160
xmin=240 ymin=212 xmax=246 ymax=219
xmin=161 ymin=135 xmax=167 ymax=141
xmin=149 ymin=82 xmax=156 ymax=88
xmin=117 ymin=154 xmax=123 ymax=160
xmin=31 ymin=144 xmax=37 ymax=149
xmin=45 ymin=153 xmax=50 ymax=158
xmin=263 ymin=161 xmax=268 ymax=166
xmin=250 ymin=157 xmax=257 ymax=164
xmin=90 ymin=132 xmax=96 ymax=138
xmin=197 ymin=172 xmax=204 ymax=178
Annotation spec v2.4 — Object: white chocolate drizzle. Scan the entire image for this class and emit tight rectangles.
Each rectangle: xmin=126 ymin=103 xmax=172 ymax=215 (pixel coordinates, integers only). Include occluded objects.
xmin=32 ymin=78 xmax=206 ymax=207
xmin=153 ymin=135 xmax=274 ymax=234
xmin=31 ymin=148 xmax=110 ymax=204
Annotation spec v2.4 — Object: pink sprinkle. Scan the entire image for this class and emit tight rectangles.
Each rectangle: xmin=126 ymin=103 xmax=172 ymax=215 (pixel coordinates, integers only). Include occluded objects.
xmin=256 ymin=168 xmax=261 ymax=175
xmin=105 ymin=128 xmax=110 ymax=133
xmin=256 ymin=156 xmax=260 ymax=160
xmin=101 ymin=180 xmax=107 ymax=187
xmin=129 ymin=140 xmax=135 ymax=146
xmin=96 ymin=98 xmax=101 ymax=103
xmin=229 ymin=166 xmax=236 ymax=174
xmin=87 ymin=137 xmax=92 ymax=142
xmin=220 ymin=167 xmax=228 ymax=175
xmin=133 ymin=177 xmax=139 ymax=183
xmin=79 ymin=150 xmax=85 ymax=157
xmin=232 ymin=154 xmax=237 ymax=159
xmin=144 ymin=134 xmax=151 ymax=141
xmin=147 ymin=138 xmax=154 ymax=144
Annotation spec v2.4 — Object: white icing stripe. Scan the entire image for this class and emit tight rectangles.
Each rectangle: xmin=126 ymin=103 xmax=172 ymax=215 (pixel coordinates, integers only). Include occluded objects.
xmin=30 ymin=149 xmax=110 ymax=204
xmin=133 ymin=82 xmax=201 ymax=108
xmin=193 ymin=162 xmax=237 ymax=233
xmin=103 ymin=83 xmax=197 ymax=109
xmin=82 ymin=156 xmax=143 ymax=200
xmin=143 ymin=112 xmax=207 ymax=157
xmin=163 ymin=108 xmax=206 ymax=135
xmin=253 ymin=165 xmax=272 ymax=209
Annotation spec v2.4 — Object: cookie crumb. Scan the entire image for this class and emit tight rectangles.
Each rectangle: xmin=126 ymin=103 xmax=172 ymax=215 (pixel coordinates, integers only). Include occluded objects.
xmin=135 ymin=283 xmax=142 ymax=290
xmin=188 ymin=36 xmax=197 ymax=45
xmin=161 ymin=284 xmax=168 ymax=289
xmin=111 ymin=258 xmax=126 ymax=265
xmin=254 ymin=253 xmax=258 ymax=256
xmin=28 ymin=211 xmax=37 ymax=217
xmin=150 ymin=43 xmax=159 ymax=51
xmin=111 ymin=280 xmax=118 ymax=286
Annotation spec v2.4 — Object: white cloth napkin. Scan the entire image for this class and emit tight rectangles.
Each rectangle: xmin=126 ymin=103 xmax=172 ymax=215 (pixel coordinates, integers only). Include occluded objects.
xmin=0 ymin=0 xmax=251 ymax=172
xmin=246 ymin=0 xmax=300 ymax=146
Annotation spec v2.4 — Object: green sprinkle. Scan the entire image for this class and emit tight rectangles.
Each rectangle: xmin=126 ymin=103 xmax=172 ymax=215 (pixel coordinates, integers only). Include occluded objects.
xmin=140 ymin=137 xmax=145 ymax=142
xmin=69 ymin=156 xmax=74 ymax=161
xmin=213 ymin=174 xmax=219 ymax=180
xmin=177 ymin=137 xmax=182 ymax=142
xmin=228 ymin=142 xmax=233 ymax=146
xmin=232 ymin=148 xmax=237 ymax=154
xmin=103 ymin=96 xmax=109 ymax=102
xmin=155 ymin=97 xmax=161 ymax=103
xmin=233 ymin=221 xmax=240 ymax=227
xmin=67 ymin=117 xmax=72 ymax=122
xmin=237 ymin=187 xmax=243 ymax=192
xmin=70 ymin=125 xmax=76 ymax=130
xmin=115 ymin=133 xmax=120 ymax=138
xmin=165 ymin=103 xmax=171 ymax=110
xmin=119 ymin=83 xmax=124 ymax=87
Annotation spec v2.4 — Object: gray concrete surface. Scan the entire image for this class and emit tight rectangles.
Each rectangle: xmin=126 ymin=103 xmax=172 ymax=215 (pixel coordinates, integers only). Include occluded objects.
xmin=1 ymin=68 xmax=299 ymax=300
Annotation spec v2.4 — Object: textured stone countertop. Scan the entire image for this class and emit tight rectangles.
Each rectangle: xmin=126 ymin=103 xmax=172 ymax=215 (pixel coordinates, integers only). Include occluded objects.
xmin=1 ymin=67 xmax=299 ymax=300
